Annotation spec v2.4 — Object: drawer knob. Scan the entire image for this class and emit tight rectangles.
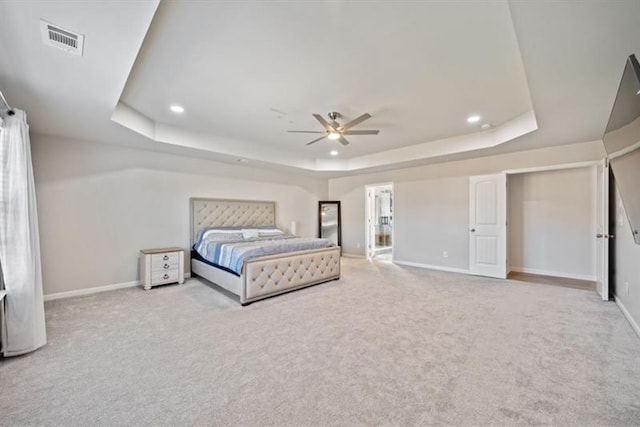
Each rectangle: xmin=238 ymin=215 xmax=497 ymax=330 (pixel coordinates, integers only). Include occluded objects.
xmin=164 ymin=263 xmax=171 ymax=269
xmin=163 ymin=255 xmax=169 ymax=260
xmin=163 ymin=274 xmax=169 ymax=279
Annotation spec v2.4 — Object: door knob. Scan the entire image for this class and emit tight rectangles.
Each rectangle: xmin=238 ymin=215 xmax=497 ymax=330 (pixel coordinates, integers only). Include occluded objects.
xmin=470 ymin=228 xmax=476 ymax=233
xmin=596 ymin=233 xmax=603 ymax=238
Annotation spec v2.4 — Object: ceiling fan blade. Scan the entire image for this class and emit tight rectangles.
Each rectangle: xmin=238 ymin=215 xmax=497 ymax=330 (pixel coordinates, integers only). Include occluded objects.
xmin=337 ymin=136 xmax=350 ymax=146
xmin=306 ymin=135 xmax=327 ymax=145
xmin=288 ymin=130 xmax=325 ymax=134
xmin=339 ymin=113 xmax=372 ymax=131
xmin=312 ymin=114 xmax=335 ymax=131
xmin=343 ymin=130 xmax=379 ymax=135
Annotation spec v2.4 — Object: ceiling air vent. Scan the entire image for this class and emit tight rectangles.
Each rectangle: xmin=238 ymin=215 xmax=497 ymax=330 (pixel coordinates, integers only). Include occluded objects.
xmin=40 ymin=20 xmax=84 ymax=56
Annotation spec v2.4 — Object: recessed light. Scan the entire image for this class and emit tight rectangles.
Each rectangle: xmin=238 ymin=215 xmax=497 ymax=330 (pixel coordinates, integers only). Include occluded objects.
xmin=237 ymin=158 xmax=249 ymax=163
xmin=467 ymin=115 xmax=480 ymax=123
xmin=330 ymin=150 xmax=338 ymax=156
xmin=170 ymin=105 xmax=184 ymax=114
xmin=327 ymin=132 xmax=340 ymax=140
xmin=481 ymin=123 xmax=491 ymax=129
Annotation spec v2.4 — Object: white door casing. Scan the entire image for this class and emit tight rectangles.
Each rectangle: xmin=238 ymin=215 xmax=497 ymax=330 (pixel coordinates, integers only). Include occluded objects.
xmin=365 ymin=186 xmax=376 ymax=260
xmin=595 ymin=160 xmax=609 ymax=301
xmin=469 ymin=174 xmax=507 ymax=278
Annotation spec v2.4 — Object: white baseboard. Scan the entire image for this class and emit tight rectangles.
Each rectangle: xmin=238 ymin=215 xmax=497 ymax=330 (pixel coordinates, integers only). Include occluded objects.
xmin=615 ymin=296 xmax=640 ymax=339
xmin=44 ymin=273 xmax=192 ymax=301
xmin=44 ymin=280 xmax=140 ymax=301
xmin=509 ymin=267 xmax=595 ymax=282
xmin=341 ymin=252 xmax=366 ymax=259
xmin=394 ymin=260 xmax=470 ymax=275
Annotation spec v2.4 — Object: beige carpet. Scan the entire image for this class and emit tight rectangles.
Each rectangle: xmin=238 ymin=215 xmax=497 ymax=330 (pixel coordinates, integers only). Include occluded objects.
xmin=1 ymin=258 xmax=639 ymax=426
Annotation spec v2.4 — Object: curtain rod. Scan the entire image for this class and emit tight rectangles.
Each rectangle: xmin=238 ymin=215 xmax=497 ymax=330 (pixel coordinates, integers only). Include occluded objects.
xmin=0 ymin=90 xmax=15 ymax=116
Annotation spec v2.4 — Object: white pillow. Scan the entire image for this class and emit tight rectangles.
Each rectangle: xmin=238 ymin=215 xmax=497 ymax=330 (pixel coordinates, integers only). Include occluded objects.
xmin=242 ymin=229 xmax=260 ymax=240
xmin=202 ymin=228 xmax=245 ymax=240
xmin=203 ymin=232 xmax=243 ymax=242
xmin=259 ymin=229 xmax=285 ymax=237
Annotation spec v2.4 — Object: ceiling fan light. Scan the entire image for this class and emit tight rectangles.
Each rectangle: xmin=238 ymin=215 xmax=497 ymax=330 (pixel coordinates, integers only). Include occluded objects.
xmin=327 ymin=132 xmax=340 ymax=140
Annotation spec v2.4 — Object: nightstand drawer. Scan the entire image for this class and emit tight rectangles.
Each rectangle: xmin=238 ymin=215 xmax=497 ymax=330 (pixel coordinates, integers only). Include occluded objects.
xmin=151 ymin=252 xmax=180 ymax=270
xmin=152 ymin=260 xmax=180 ymax=272
xmin=152 ymin=269 xmax=180 ymax=284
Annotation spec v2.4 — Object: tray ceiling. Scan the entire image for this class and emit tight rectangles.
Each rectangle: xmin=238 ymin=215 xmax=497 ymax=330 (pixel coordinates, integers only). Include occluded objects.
xmin=1 ymin=1 xmax=639 ymax=174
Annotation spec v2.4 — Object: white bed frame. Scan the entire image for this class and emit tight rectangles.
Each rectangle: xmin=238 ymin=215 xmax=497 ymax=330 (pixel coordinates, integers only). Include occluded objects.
xmin=190 ymin=198 xmax=341 ymax=305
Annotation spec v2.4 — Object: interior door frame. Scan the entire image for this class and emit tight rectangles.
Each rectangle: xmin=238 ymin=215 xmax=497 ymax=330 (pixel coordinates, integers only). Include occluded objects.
xmin=503 ymin=159 xmax=606 ymax=295
xmin=364 ymin=182 xmax=394 ymax=261
xmin=595 ymin=159 xmax=610 ymax=300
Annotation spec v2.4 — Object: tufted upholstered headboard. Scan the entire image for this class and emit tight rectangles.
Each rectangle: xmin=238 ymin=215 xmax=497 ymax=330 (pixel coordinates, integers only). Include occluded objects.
xmin=190 ymin=198 xmax=276 ymax=245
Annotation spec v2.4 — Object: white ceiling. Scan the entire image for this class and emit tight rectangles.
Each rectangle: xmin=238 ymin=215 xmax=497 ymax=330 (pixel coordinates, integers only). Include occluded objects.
xmin=121 ymin=1 xmax=532 ymax=159
xmin=1 ymin=1 xmax=639 ymax=175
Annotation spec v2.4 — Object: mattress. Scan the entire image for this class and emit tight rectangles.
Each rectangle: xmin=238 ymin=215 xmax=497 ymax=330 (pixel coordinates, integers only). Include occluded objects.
xmin=191 ymin=250 xmax=240 ymax=277
xmin=194 ymin=234 xmax=336 ymax=275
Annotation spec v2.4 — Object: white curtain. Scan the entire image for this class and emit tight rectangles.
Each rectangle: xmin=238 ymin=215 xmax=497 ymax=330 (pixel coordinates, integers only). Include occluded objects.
xmin=0 ymin=109 xmax=46 ymax=356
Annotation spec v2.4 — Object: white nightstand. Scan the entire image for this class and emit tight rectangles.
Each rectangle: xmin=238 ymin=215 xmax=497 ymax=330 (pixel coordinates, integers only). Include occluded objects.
xmin=139 ymin=247 xmax=185 ymax=290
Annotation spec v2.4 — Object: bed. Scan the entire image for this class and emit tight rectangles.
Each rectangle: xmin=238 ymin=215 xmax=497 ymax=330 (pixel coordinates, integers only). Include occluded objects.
xmin=190 ymin=198 xmax=341 ymax=305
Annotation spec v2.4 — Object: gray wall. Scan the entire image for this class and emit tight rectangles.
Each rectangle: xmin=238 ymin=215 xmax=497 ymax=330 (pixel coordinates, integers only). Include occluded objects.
xmin=32 ymin=135 xmax=327 ymax=295
xmin=508 ymin=167 xmax=596 ymax=280
xmin=394 ymin=177 xmax=469 ymax=269
xmin=328 ymin=141 xmax=606 ymax=274
xmin=612 ymin=185 xmax=640 ymax=335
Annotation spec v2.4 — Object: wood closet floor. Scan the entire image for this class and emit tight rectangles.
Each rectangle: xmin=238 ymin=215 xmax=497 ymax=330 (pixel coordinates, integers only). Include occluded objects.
xmin=508 ymin=271 xmax=596 ymax=292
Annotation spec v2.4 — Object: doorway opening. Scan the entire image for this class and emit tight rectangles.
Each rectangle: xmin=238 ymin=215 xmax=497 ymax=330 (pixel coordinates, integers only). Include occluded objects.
xmin=506 ymin=165 xmax=603 ymax=296
xmin=365 ymin=183 xmax=394 ymax=261
xmin=469 ymin=160 xmax=608 ymax=300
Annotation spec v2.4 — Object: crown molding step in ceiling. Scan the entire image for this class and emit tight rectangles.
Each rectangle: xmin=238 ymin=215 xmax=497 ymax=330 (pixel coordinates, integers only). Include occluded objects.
xmin=116 ymin=0 xmax=536 ymax=171
xmin=1 ymin=1 xmax=639 ymax=174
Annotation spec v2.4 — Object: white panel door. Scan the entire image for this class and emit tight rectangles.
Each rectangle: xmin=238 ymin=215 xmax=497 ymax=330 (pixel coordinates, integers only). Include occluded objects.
xmin=469 ymin=174 xmax=507 ymax=278
xmin=595 ymin=160 xmax=609 ymax=301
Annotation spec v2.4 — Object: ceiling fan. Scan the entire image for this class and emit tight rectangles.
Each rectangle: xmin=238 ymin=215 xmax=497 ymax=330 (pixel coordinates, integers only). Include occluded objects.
xmin=288 ymin=112 xmax=379 ymax=146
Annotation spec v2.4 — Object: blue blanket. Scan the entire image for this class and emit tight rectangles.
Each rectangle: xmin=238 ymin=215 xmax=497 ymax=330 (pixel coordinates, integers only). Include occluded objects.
xmin=194 ymin=235 xmax=336 ymax=274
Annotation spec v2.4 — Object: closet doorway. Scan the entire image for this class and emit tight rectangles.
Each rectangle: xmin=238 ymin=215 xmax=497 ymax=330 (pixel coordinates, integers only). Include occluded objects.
xmin=505 ymin=162 xmax=604 ymax=294
xmin=469 ymin=161 xmax=606 ymax=297
xmin=365 ymin=183 xmax=394 ymax=261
